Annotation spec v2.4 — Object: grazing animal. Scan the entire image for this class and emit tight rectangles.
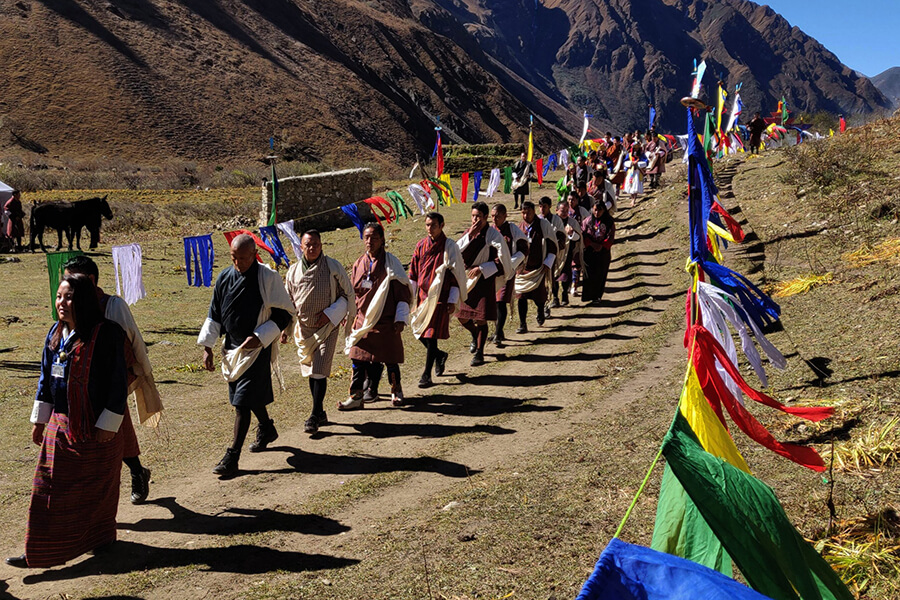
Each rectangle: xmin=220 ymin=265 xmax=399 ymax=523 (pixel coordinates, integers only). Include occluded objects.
xmin=30 ymin=196 xmax=114 ymax=252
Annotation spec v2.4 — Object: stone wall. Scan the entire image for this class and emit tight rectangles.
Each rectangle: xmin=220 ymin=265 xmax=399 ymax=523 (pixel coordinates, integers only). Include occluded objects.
xmin=260 ymin=168 xmax=374 ymax=232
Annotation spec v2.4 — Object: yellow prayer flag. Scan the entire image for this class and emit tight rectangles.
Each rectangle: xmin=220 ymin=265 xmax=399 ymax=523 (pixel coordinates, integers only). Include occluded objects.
xmin=438 ymin=174 xmax=457 ymax=204
xmin=527 ymin=129 xmax=534 ymax=162
xmin=679 ymin=365 xmax=751 ymax=473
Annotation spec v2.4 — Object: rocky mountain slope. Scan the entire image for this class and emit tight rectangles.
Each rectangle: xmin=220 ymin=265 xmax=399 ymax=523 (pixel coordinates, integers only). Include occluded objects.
xmin=435 ymin=0 xmax=891 ymax=134
xmin=0 ymin=0 xmax=890 ymax=165
xmin=872 ymin=67 xmax=900 ymax=107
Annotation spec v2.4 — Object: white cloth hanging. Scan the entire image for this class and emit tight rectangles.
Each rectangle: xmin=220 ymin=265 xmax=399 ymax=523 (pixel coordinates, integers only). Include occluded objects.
xmin=111 ymin=243 xmax=146 ymax=306
xmin=486 ymin=168 xmax=501 ymax=197
xmin=276 ymin=220 xmax=303 ymax=261
xmin=559 ymin=149 xmax=569 ymax=168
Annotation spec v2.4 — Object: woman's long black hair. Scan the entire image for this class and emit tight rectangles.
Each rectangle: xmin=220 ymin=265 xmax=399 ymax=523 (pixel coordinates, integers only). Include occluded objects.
xmin=49 ymin=273 xmax=104 ymax=351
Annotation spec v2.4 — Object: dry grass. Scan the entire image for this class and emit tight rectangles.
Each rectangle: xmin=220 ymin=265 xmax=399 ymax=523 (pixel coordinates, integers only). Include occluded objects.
xmin=770 ymin=272 xmax=834 ymax=298
xmin=817 ymin=509 xmax=900 ymax=596
xmin=843 ymin=238 xmax=900 ymax=268
xmin=824 ymin=418 xmax=900 ymax=474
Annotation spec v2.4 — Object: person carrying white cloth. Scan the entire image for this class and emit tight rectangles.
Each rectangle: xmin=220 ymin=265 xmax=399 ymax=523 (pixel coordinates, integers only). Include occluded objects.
xmin=198 ymin=234 xmax=295 ymax=477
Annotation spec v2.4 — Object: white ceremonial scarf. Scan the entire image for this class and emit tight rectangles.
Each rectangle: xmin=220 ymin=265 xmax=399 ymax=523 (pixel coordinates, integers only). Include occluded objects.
xmin=218 ymin=264 xmax=296 ymax=388
xmin=289 ymin=256 xmax=354 ymax=367
xmin=501 ymin=222 xmax=528 ymax=275
xmin=514 ymin=218 xmax=555 ymax=295
xmin=456 ymin=225 xmax=513 ymax=293
xmin=486 ymin=168 xmax=501 ymax=197
xmin=344 ymin=252 xmax=411 ymax=353
xmin=411 ymin=238 xmax=467 ymax=339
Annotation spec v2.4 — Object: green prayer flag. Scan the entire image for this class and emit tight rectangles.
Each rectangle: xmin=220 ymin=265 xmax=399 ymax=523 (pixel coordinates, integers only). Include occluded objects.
xmin=567 ymin=144 xmax=581 ymax=162
xmin=651 ymin=463 xmax=732 ymax=576
xmin=662 ymin=413 xmax=853 ymax=600
xmin=556 ymin=177 xmax=570 ymax=203
xmin=386 ymin=191 xmax=411 ymax=219
xmin=47 ymin=250 xmax=84 ymax=320
xmin=503 ymin=167 xmax=513 ymax=194
xmin=267 ymin=162 xmax=278 ymax=226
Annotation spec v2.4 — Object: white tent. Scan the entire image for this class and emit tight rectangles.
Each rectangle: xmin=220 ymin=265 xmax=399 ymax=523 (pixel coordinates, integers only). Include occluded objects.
xmin=0 ymin=179 xmax=13 ymax=205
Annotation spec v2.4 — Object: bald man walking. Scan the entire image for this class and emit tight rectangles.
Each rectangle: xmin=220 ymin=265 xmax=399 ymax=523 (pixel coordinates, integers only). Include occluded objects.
xmin=198 ymin=234 xmax=295 ymax=477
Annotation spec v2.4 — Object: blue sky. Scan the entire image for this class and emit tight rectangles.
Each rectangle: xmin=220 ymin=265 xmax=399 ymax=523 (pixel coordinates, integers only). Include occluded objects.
xmin=761 ymin=0 xmax=899 ymax=76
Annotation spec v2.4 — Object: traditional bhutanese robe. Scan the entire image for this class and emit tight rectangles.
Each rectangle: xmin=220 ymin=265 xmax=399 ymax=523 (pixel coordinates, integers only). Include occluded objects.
xmin=493 ymin=221 xmax=528 ymax=303
xmin=457 ymin=225 xmax=511 ymax=322
xmin=515 ymin=217 xmax=557 ymax=303
xmin=198 ymin=261 xmax=293 ymax=406
xmin=556 ymin=214 xmax=583 ymax=283
xmin=27 ymin=321 xmax=128 ymax=568
xmin=581 ymin=213 xmax=616 ymax=303
xmin=285 ymin=255 xmax=353 ymax=378
xmin=346 ymin=250 xmax=411 ymax=365
xmin=408 ymin=233 xmax=464 ymax=339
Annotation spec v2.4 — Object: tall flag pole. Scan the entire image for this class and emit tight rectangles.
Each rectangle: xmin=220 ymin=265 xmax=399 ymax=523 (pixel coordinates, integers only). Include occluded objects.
xmin=527 ymin=114 xmax=534 ymax=162
xmin=266 ymin=137 xmax=278 ymax=227
xmin=433 ymin=117 xmax=444 ymax=177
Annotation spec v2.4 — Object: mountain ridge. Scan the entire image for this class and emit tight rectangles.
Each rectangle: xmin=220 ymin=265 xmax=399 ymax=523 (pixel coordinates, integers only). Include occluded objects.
xmin=0 ymin=0 xmax=890 ymax=166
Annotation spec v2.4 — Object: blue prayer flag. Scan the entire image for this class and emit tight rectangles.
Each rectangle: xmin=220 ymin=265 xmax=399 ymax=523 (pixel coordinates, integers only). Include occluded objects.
xmin=576 ymin=538 xmax=773 ymax=600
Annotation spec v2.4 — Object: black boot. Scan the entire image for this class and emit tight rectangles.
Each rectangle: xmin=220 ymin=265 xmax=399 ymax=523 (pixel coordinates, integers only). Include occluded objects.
xmin=249 ymin=419 xmax=278 ymax=452
xmin=212 ymin=448 xmax=240 ymax=477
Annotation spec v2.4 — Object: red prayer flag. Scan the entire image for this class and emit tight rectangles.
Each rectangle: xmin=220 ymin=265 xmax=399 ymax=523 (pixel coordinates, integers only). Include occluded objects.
xmin=839 ymin=116 xmax=846 ymax=133
xmin=460 ymin=172 xmax=469 ymax=204
xmin=535 ymin=158 xmax=544 ymax=185
xmin=363 ymin=196 xmax=396 ymax=225
xmin=689 ymin=324 xmax=832 ymax=471
xmin=436 ymin=134 xmax=444 ymax=176
xmin=223 ymin=229 xmax=275 ymax=263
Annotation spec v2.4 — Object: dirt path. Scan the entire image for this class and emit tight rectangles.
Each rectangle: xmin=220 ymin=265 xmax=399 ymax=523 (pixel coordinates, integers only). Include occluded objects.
xmin=3 ymin=191 xmax=690 ymax=599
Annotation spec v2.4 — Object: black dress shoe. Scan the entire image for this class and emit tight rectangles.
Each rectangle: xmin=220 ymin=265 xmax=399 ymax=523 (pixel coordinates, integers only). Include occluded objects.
xmin=130 ymin=467 xmax=152 ymax=504
xmin=470 ymin=352 xmax=485 ymax=367
xmin=5 ymin=554 xmax=27 ymax=568
xmin=515 ymin=326 xmax=527 ymax=334
xmin=418 ymin=375 xmax=434 ymax=389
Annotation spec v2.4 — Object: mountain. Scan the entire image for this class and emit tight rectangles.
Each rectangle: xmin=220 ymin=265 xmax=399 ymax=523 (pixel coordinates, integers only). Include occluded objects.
xmin=0 ymin=0 xmax=891 ymax=165
xmin=872 ymin=67 xmax=900 ymax=107
xmin=430 ymin=0 xmax=892 ymax=134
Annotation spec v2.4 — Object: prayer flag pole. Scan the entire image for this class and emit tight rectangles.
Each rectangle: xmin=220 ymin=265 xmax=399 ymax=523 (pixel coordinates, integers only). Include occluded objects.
xmin=265 ymin=137 xmax=278 ymax=226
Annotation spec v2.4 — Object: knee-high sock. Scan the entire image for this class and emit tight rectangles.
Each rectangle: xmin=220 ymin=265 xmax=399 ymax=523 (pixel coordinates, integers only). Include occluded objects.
xmin=459 ymin=319 xmax=478 ymax=342
xmin=350 ymin=359 xmax=367 ymax=392
xmin=517 ymin=298 xmax=528 ymax=327
xmin=386 ymin=363 xmax=401 ymax=389
xmin=497 ymin=302 xmax=508 ymax=336
xmin=366 ymin=362 xmax=384 ymax=394
xmin=476 ymin=324 xmax=489 ymax=351
xmin=123 ymin=456 xmax=143 ymax=476
xmin=419 ymin=337 xmax=437 ymax=377
xmin=309 ymin=377 xmax=327 ymax=415
xmin=231 ymin=406 xmax=252 ymax=451
xmin=252 ymin=404 xmax=270 ymax=426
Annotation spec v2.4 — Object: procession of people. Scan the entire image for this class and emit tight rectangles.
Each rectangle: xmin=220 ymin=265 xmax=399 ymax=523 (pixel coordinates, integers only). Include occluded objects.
xmin=7 ymin=142 xmax=647 ymax=569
